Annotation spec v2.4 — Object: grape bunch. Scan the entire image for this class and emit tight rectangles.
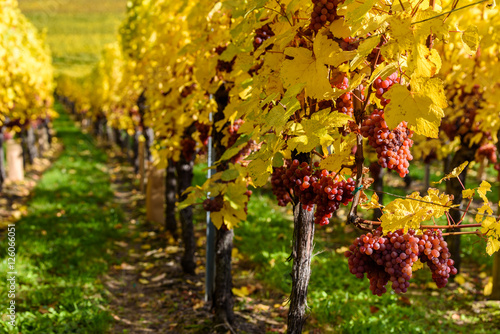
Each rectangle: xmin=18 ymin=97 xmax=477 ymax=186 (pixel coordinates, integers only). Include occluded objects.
xmin=271 ymin=160 xmax=356 ymax=225
xmin=312 ymin=170 xmax=356 ymax=225
xmin=253 ymin=24 xmax=274 ymax=50
xmin=373 ymin=73 xmax=399 ymax=107
xmin=309 ymin=0 xmax=344 ymax=32
xmin=419 ymin=229 xmax=457 ymax=288
xmin=345 ymin=228 xmax=457 ymax=295
xmin=476 ymin=143 xmax=497 ymax=164
xmin=334 ymin=87 xmax=365 ymax=117
xmin=361 ymin=109 xmax=413 ymax=177
xmin=181 ymin=137 xmax=197 ymax=161
xmin=203 ymin=195 xmax=224 ymax=212
xmin=335 ymin=92 xmax=354 ymax=117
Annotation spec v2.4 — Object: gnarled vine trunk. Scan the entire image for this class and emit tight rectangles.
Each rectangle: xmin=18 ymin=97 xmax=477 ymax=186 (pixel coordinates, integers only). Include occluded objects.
xmin=176 ymin=154 xmax=196 ymax=274
xmin=166 ymin=158 xmax=178 ymax=239
xmin=287 ymin=203 xmax=315 ymax=334
xmin=212 ymin=84 xmax=235 ymax=326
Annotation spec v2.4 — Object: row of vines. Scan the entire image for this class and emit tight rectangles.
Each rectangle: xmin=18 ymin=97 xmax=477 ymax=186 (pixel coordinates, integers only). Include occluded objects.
xmin=0 ymin=0 xmax=55 ymax=191
xmin=57 ymin=0 xmax=500 ymax=332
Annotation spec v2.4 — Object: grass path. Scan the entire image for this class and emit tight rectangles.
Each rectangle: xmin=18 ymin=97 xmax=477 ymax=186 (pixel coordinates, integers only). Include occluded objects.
xmin=0 ymin=106 xmax=125 ymax=333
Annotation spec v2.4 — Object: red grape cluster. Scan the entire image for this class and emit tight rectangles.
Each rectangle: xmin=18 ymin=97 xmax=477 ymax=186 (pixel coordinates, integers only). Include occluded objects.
xmin=345 ymin=228 xmax=457 ymax=295
xmin=309 ymin=0 xmax=344 ymax=32
xmin=476 ymin=143 xmax=497 ymax=164
xmin=373 ymin=73 xmax=399 ymax=107
xmin=253 ymin=24 xmax=274 ymax=50
xmin=419 ymin=229 xmax=457 ymax=288
xmin=361 ymin=109 xmax=413 ymax=177
xmin=335 ymin=92 xmax=354 ymax=117
xmin=271 ymin=160 xmax=356 ymax=225
xmin=312 ymin=170 xmax=356 ymax=225
xmin=195 ymin=121 xmax=210 ymax=146
xmin=181 ymin=137 xmax=196 ymax=161
xmin=203 ymin=195 xmax=224 ymax=212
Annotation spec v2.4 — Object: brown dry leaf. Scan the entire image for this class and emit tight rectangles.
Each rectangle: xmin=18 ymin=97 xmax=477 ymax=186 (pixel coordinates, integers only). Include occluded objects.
xmin=370 ymin=305 xmax=379 ymax=314
xmin=114 ymin=241 xmax=128 ymax=248
xmin=151 ymin=273 xmax=167 ymax=282
xmin=193 ymin=300 xmax=205 ymax=310
xmin=119 ymin=262 xmax=135 ymax=270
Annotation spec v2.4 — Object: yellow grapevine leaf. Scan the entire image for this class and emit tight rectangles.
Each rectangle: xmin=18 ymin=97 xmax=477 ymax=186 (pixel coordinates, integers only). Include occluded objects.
xmin=435 ymin=161 xmax=468 ymax=184
xmin=314 ymin=33 xmax=357 ymax=68
xmin=329 ymin=18 xmax=351 ymax=38
xmin=462 ymin=189 xmax=475 ymax=199
xmin=210 ymin=211 xmax=224 ymax=229
xmin=478 ymin=180 xmax=492 ymax=203
xmin=247 ymin=158 xmax=272 ymax=187
xmin=281 ymin=47 xmax=332 ymax=100
xmin=361 ymin=193 xmax=383 ymax=210
xmin=380 ymin=189 xmax=453 ymax=232
xmin=486 ymin=239 xmax=500 ymax=256
xmin=319 ymin=135 xmax=356 ymax=172
xmin=462 ymin=25 xmax=479 ymax=54
xmin=411 ymin=43 xmax=442 ymax=77
xmin=476 ymin=203 xmax=493 ymax=224
xmin=384 ymin=77 xmax=446 ymax=137
xmin=344 ymin=0 xmax=378 ymax=31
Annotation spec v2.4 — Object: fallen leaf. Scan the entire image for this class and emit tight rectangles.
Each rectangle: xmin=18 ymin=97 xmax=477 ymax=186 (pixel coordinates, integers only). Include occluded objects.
xmin=151 ymin=273 xmax=166 ymax=282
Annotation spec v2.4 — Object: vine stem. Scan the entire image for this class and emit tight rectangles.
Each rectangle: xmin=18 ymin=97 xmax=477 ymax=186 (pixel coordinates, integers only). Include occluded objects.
xmin=347 ymin=88 xmax=365 ymax=224
xmin=411 ymin=0 xmax=490 ymax=25
xmin=358 ymin=220 xmax=482 ymax=230
xmin=442 ymin=231 xmax=481 ymax=236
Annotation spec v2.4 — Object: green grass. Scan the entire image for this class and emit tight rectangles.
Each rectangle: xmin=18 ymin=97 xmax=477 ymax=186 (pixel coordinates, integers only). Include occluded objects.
xmin=18 ymin=0 xmax=126 ymax=77
xmin=0 ymin=104 xmax=124 ymax=333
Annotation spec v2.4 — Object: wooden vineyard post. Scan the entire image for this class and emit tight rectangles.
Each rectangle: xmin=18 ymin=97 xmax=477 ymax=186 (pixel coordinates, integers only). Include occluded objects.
xmin=6 ymin=139 xmax=24 ymax=182
xmin=146 ymin=167 xmax=165 ymax=224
